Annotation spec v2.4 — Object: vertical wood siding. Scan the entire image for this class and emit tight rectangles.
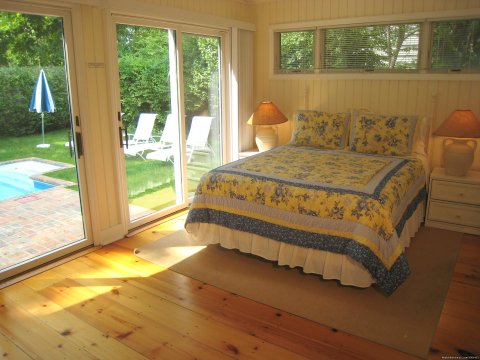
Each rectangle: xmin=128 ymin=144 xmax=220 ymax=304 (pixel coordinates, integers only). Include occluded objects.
xmin=141 ymin=0 xmax=252 ymax=22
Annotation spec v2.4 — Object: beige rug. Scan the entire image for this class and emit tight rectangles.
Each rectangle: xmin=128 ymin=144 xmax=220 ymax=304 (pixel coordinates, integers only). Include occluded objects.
xmin=135 ymin=226 xmax=462 ymax=359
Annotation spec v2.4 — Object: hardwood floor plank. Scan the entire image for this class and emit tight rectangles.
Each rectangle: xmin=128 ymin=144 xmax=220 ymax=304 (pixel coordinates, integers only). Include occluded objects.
xmin=0 ymin=214 xmax=478 ymax=360
xmin=0 ymin=330 xmax=33 ymax=360
xmin=39 ymin=277 xmax=207 ymax=360
xmin=0 ymin=293 xmax=98 ymax=359
xmin=80 ymin=249 xmax=367 ymax=360
xmin=85 ymin=243 xmax=414 ymax=360
xmin=69 ymin=258 xmax=315 ymax=360
xmin=39 ymin=259 xmax=311 ymax=360
xmin=2 ymin=282 xmax=148 ymax=360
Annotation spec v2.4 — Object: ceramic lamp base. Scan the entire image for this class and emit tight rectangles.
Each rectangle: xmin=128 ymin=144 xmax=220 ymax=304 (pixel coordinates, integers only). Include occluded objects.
xmin=443 ymin=138 xmax=477 ymax=176
xmin=255 ymin=125 xmax=278 ymax=152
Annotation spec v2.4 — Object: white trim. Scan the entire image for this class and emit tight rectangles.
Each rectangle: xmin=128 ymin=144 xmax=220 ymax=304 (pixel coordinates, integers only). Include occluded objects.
xmin=221 ymin=30 xmax=233 ymax=165
xmin=272 ymin=72 xmax=480 ymax=81
xmin=168 ymin=29 xmax=183 ymax=208
xmin=230 ymin=27 xmax=240 ymax=162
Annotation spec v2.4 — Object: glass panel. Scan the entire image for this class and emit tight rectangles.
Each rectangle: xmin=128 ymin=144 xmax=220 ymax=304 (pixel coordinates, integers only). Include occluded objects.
xmin=116 ymin=24 xmax=181 ymax=222
xmin=431 ymin=19 xmax=480 ymax=71
xmin=324 ymin=23 xmax=420 ymax=71
xmin=182 ymin=33 xmax=222 ymax=195
xmin=0 ymin=11 xmax=87 ymax=275
xmin=278 ymin=30 xmax=314 ymax=72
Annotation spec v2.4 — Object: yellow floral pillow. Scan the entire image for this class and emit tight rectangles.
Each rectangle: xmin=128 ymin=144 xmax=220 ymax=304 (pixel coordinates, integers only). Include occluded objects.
xmin=290 ymin=110 xmax=350 ymax=149
xmin=349 ymin=112 xmax=417 ymax=156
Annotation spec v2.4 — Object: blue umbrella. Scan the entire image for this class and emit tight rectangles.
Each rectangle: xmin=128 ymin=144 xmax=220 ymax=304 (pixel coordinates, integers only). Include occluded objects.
xmin=29 ymin=68 xmax=55 ymax=148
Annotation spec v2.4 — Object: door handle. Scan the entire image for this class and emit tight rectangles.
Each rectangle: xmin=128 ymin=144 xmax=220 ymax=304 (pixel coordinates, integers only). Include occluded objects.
xmin=75 ymin=132 xmax=84 ymax=157
xmin=119 ymin=127 xmax=128 ymax=148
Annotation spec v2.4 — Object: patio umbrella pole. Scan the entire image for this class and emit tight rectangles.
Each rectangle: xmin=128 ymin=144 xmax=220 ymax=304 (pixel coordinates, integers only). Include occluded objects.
xmin=37 ymin=112 xmax=50 ymax=148
xmin=41 ymin=112 xmax=45 ymax=145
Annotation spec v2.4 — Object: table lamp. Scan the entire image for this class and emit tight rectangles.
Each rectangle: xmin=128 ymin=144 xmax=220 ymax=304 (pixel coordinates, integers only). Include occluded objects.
xmin=434 ymin=109 xmax=480 ymax=176
xmin=247 ymin=101 xmax=288 ymax=151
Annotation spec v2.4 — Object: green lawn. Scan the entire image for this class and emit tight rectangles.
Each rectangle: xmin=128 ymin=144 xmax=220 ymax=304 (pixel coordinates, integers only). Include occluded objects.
xmin=0 ymin=128 xmax=175 ymax=200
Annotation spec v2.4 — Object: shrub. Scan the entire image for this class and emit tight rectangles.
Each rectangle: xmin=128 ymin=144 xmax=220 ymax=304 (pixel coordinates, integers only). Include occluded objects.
xmin=0 ymin=66 xmax=70 ymax=136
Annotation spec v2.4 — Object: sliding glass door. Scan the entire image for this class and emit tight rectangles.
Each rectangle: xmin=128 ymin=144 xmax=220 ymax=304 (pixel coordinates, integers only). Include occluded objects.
xmin=115 ymin=23 xmax=182 ymax=226
xmin=112 ymin=17 xmax=226 ymax=230
xmin=182 ymin=32 xmax=223 ymax=195
xmin=0 ymin=4 xmax=92 ymax=281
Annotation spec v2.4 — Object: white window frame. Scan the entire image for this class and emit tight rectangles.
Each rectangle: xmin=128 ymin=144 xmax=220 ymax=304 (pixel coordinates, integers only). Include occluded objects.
xmin=270 ymin=8 xmax=480 ymax=80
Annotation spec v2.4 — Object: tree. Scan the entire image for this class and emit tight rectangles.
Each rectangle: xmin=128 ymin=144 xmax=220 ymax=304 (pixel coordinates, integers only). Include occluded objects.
xmin=279 ymin=31 xmax=314 ymax=70
xmin=116 ymin=25 xmax=171 ymax=131
xmin=116 ymin=25 xmax=221 ymax=132
xmin=431 ymin=19 xmax=480 ymax=70
xmin=182 ymin=34 xmax=220 ymax=118
xmin=0 ymin=12 xmax=64 ymax=67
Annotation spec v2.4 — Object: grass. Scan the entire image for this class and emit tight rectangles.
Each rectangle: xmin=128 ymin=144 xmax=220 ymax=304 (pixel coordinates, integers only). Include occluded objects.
xmin=0 ymin=128 xmax=176 ymax=201
xmin=0 ymin=129 xmax=75 ymax=164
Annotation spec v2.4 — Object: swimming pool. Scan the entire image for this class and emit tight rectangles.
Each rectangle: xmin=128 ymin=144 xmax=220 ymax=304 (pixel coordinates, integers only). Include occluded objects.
xmin=0 ymin=160 xmax=62 ymax=201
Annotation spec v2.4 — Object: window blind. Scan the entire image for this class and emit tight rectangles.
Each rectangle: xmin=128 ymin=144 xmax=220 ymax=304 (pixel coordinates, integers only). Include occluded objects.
xmin=324 ymin=23 xmax=420 ymax=71
xmin=431 ymin=19 xmax=480 ymax=71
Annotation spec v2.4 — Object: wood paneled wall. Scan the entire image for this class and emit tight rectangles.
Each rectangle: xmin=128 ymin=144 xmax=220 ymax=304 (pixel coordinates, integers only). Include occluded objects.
xmin=132 ymin=0 xmax=252 ymax=22
xmin=252 ymin=0 xmax=480 ymax=170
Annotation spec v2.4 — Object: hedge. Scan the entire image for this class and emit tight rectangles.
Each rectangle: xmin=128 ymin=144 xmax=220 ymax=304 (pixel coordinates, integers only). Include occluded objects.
xmin=0 ymin=66 xmax=70 ymax=136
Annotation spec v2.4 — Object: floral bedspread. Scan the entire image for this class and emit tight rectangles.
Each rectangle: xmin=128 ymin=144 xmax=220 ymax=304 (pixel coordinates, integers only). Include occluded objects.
xmin=185 ymin=145 xmax=427 ymax=294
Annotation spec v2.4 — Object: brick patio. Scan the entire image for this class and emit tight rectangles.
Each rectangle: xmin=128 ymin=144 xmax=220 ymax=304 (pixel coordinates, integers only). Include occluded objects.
xmin=0 ymin=186 xmax=85 ymax=270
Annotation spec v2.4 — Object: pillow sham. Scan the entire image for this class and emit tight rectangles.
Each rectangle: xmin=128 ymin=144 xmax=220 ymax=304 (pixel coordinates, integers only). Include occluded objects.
xmin=290 ymin=110 xmax=350 ymax=149
xmin=349 ymin=112 xmax=417 ymax=156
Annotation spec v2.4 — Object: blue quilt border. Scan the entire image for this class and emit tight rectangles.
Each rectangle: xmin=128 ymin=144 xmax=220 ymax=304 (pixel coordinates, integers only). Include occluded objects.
xmin=186 ymin=187 xmax=427 ymax=295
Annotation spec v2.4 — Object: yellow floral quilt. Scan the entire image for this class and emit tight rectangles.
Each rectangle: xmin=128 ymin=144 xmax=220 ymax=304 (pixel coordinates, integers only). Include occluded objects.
xmin=185 ymin=145 xmax=427 ymax=294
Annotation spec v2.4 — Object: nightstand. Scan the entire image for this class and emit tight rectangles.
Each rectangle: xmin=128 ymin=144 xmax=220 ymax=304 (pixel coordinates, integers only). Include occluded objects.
xmin=238 ymin=148 xmax=259 ymax=159
xmin=425 ymin=167 xmax=480 ymax=235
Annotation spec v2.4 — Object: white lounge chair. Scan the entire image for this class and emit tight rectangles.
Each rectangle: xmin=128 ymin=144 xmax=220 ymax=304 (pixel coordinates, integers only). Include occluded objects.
xmin=146 ymin=116 xmax=213 ymax=163
xmin=123 ymin=113 xmax=158 ymax=158
xmin=156 ymin=114 xmax=177 ymax=151
xmin=185 ymin=116 xmax=213 ymax=162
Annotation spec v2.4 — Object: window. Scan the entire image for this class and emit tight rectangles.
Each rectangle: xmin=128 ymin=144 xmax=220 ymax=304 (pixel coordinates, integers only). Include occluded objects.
xmin=324 ymin=23 xmax=420 ymax=71
xmin=278 ymin=30 xmax=314 ymax=72
xmin=431 ymin=19 xmax=480 ymax=71
xmin=273 ymin=16 xmax=480 ymax=74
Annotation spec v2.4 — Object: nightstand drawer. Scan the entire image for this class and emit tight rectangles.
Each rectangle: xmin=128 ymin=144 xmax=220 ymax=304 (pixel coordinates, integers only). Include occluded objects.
xmin=430 ymin=180 xmax=480 ymax=205
xmin=428 ymin=200 xmax=480 ymax=228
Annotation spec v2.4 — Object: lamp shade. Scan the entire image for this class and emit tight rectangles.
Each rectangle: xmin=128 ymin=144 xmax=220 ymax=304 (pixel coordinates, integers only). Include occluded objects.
xmin=247 ymin=101 xmax=288 ymax=126
xmin=434 ymin=110 xmax=480 ymax=138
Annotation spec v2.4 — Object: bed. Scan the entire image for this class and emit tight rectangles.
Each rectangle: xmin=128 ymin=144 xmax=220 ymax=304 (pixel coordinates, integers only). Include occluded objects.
xmin=185 ymin=110 xmax=430 ymax=294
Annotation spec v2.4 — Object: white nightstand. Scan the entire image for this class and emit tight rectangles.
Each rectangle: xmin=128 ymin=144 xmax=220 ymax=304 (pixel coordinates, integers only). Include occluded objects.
xmin=238 ymin=148 xmax=259 ymax=159
xmin=425 ymin=167 xmax=480 ymax=235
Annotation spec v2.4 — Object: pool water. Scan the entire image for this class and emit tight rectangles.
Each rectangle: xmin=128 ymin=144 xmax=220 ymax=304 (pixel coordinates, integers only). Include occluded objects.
xmin=0 ymin=160 xmax=61 ymax=201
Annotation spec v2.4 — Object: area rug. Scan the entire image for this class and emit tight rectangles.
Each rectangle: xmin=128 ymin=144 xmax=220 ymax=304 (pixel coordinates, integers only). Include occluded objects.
xmin=134 ymin=226 xmax=462 ymax=358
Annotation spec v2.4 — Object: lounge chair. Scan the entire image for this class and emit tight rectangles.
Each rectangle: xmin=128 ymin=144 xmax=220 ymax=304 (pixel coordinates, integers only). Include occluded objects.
xmin=155 ymin=114 xmax=177 ymax=151
xmin=123 ymin=113 xmax=158 ymax=158
xmin=146 ymin=116 xmax=213 ymax=163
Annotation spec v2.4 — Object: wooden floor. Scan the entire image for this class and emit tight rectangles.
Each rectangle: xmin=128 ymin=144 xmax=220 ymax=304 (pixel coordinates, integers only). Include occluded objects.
xmin=0 ymin=214 xmax=479 ymax=359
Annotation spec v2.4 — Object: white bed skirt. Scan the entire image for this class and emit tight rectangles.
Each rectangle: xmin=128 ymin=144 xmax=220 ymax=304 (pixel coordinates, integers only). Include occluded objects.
xmin=185 ymin=201 xmax=425 ymax=288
